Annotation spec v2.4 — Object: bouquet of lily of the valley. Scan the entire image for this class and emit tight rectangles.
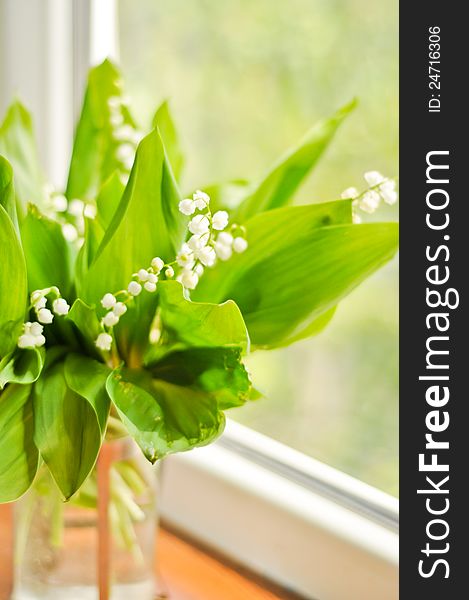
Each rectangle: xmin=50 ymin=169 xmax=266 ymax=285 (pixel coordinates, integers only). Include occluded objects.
xmin=0 ymin=60 xmax=398 ymax=506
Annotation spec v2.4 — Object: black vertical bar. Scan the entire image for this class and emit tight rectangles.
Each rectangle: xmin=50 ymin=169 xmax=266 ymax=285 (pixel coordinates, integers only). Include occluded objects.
xmin=400 ymin=4 xmax=467 ymax=597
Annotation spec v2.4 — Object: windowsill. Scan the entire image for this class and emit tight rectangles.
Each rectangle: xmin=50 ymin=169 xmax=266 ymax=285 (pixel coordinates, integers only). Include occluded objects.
xmin=0 ymin=505 xmax=297 ymax=600
xmin=159 ymin=420 xmax=399 ymax=600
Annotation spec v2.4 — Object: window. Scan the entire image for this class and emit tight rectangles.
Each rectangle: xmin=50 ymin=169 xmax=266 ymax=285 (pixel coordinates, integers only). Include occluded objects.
xmin=118 ymin=0 xmax=399 ymax=495
xmin=0 ymin=2 xmax=398 ymax=598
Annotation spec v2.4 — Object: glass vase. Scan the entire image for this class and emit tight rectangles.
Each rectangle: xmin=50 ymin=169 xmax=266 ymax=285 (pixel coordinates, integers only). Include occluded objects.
xmin=11 ymin=438 xmax=159 ymax=600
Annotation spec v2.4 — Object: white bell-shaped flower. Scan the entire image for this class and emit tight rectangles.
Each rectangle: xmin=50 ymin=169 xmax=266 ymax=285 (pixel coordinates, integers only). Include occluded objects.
xmin=180 ymin=269 xmax=199 ymax=290
xmin=151 ymin=257 xmax=165 ymax=272
xmin=341 ymin=187 xmax=359 ymax=200
xmin=53 ymin=298 xmax=70 ymax=316
xmin=101 ymin=293 xmax=117 ymax=309
xmin=128 ymin=281 xmax=142 ymax=296
xmin=196 ymin=246 xmax=216 ymax=267
xmin=359 ymin=190 xmax=381 ymax=214
xmin=33 ymin=334 xmax=46 ymax=347
xmin=217 ymin=232 xmax=233 ymax=246
xmin=188 ymin=234 xmax=207 ymax=251
xmin=113 ymin=302 xmax=127 ymax=316
xmin=179 ymin=199 xmax=196 ymax=216
xmin=68 ymin=199 xmax=84 ymax=217
xmin=51 ymin=194 xmax=68 ymax=212
xmin=193 ymin=190 xmax=210 ymax=210
xmin=212 ymin=210 xmax=229 ymax=231
xmin=364 ymin=171 xmax=384 ymax=187
xmin=188 ymin=214 xmax=210 ymax=235
xmin=102 ymin=312 xmax=119 ymax=327
xmin=62 ymin=223 xmax=78 ymax=242
xmin=29 ymin=322 xmax=44 ymax=336
xmin=17 ymin=334 xmax=36 ymax=349
xmin=95 ymin=332 xmax=113 ymax=351
xmin=176 ymin=244 xmax=195 ymax=268
xmin=214 ymin=241 xmax=232 ymax=261
xmin=37 ymin=308 xmax=54 ymax=324
xmin=144 ymin=281 xmax=157 ymax=293
xmin=165 ymin=266 xmax=175 ymax=278
xmin=233 ymin=237 xmax=248 ymax=253
xmin=137 ymin=268 xmax=150 ymax=282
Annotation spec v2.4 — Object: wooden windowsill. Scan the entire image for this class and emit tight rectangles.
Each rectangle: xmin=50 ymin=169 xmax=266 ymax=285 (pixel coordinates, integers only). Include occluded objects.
xmin=0 ymin=505 xmax=300 ymax=600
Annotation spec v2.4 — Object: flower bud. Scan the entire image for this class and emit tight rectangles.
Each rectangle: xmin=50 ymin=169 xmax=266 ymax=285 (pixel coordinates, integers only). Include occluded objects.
xmin=178 ymin=199 xmax=196 ymax=216
xmin=233 ymin=237 xmax=248 ymax=253
xmin=95 ymin=333 xmax=113 ymax=351
xmin=102 ymin=312 xmax=119 ymax=327
xmin=101 ymin=293 xmax=117 ymax=309
xmin=53 ymin=298 xmax=70 ymax=316
xmin=113 ymin=302 xmax=127 ymax=316
xmin=128 ymin=281 xmax=142 ymax=296
xmin=212 ymin=210 xmax=229 ymax=231
xmin=37 ymin=308 xmax=54 ymax=324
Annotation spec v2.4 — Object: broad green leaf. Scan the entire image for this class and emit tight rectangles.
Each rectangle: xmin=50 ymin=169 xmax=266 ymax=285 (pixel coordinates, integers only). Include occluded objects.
xmin=75 ymin=217 xmax=103 ymax=286
xmin=20 ymin=205 xmax=73 ymax=295
xmin=0 ymin=348 xmax=45 ymax=389
xmin=194 ymin=200 xmax=352 ymax=301
xmin=235 ymin=100 xmax=356 ymax=221
xmin=75 ymin=173 xmax=125 ymax=282
xmin=106 ymin=369 xmax=225 ymax=462
xmin=0 ymin=156 xmax=18 ymax=230
xmin=145 ymin=280 xmax=249 ymax=364
xmin=81 ymin=129 xmax=185 ymax=360
xmin=96 ymin=172 xmax=125 ymax=231
xmin=66 ymin=299 xmax=102 ymax=356
xmin=0 ymin=384 xmax=39 ymax=503
xmin=33 ymin=363 xmax=102 ymax=499
xmin=0 ymin=101 xmax=46 ymax=218
xmin=64 ymin=354 xmax=111 ymax=436
xmin=197 ymin=216 xmax=398 ymax=348
xmin=66 ymin=60 xmax=136 ymax=201
xmin=149 ymin=346 xmax=251 ymax=410
xmin=0 ymin=204 xmax=27 ymax=358
xmin=153 ymin=101 xmax=184 ymax=182
xmin=277 ymin=306 xmax=338 ymax=348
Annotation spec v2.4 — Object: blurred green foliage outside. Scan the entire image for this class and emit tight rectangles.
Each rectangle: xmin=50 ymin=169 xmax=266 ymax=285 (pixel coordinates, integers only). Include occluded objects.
xmin=119 ymin=0 xmax=398 ymax=495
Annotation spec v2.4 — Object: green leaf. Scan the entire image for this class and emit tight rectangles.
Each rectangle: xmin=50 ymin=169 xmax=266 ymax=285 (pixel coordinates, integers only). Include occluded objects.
xmin=149 ymin=346 xmax=251 ymax=410
xmin=106 ymin=368 xmax=225 ymax=462
xmin=0 ymin=155 xmax=19 ymax=231
xmin=153 ymin=101 xmax=184 ymax=182
xmin=64 ymin=354 xmax=111 ymax=436
xmin=147 ymin=280 xmax=249 ymax=363
xmin=80 ymin=129 xmax=185 ymax=359
xmin=33 ymin=363 xmax=102 ymax=499
xmin=96 ymin=172 xmax=126 ymax=231
xmin=66 ymin=60 xmax=135 ymax=201
xmin=66 ymin=299 xmax=102 ymax=356
xmin=234 ymin=100 xmax=356 ymax=221
xmin=194 ymin=200 xmax=352 ymax=302
xmin=20 ymin=204 xmax=73 ymax=295
xmin=0 ymin=348 xmax=45 ymax=389
xmin=0 ymin=101 xmax=46 ymax=218
xmin=0 ymin=384 xmax=39 ymax=503
xmin=196 ymin=210 xmax=398 ymax=348
xmin=0 ymin=204 xmax=27 ymax=358
xmin=75 ymin=173 xmax=125 ymax=283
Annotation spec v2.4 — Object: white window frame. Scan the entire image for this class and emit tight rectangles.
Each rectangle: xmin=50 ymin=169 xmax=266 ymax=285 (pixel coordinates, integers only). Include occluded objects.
xmin=160 ymin=420 xmax=398 ymax=600
xmin=0 ymin=3 xmax=399 ymax=598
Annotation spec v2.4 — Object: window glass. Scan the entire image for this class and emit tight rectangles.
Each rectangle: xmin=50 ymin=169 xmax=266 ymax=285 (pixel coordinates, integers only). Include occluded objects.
xmin=119 ymin=0 xmax=398 ymax=495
